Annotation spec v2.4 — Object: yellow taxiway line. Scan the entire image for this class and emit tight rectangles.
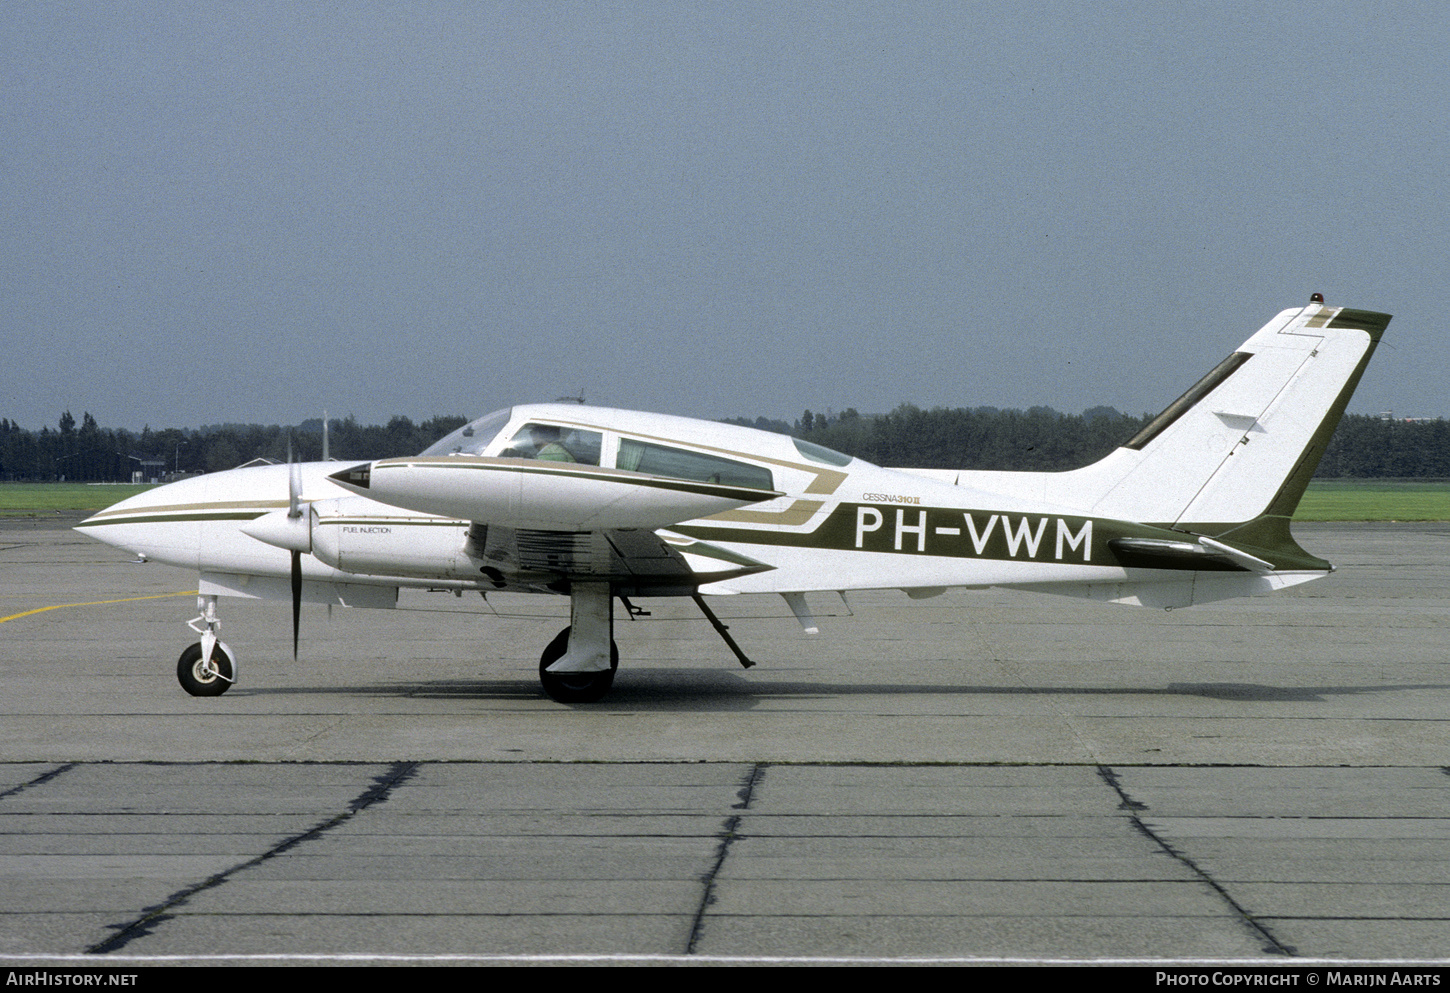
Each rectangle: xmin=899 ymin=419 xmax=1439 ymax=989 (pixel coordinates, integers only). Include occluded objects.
xmin=0 ymin=591 xmax=198 ymax=625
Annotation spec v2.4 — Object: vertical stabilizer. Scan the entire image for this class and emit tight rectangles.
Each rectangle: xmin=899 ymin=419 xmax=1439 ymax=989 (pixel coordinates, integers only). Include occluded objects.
xmin=1044 ymin=301 xmax=1390 ymax=534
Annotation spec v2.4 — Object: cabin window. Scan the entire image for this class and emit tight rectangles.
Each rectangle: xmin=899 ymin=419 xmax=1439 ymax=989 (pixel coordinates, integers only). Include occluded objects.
xmin=499 ymin=423 xmax=603 ymax=466
xmin=617 ymin=438 xmax=773 ymax=490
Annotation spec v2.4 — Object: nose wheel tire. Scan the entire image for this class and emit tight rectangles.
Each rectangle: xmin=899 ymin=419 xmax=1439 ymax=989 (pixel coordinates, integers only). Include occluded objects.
xmin=177 ymin=642 xmax=235 ymax=697
xmin=539 ymin=626 xmax=618 ymax=704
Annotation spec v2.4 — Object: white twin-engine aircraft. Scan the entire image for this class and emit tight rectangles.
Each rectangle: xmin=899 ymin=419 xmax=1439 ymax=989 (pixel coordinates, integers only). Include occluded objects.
xmin=79 ymin=297 xmax=1389 ymax=703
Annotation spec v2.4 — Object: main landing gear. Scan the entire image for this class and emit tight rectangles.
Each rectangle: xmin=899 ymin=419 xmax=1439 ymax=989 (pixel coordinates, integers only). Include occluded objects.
xmin=534 ymin=583 xmax=764 ymax=704
xmin=168 ymin=584 xmax=751 ymax=705
xmin=539 ymin=626 xmax=619 ymax=703
xmin=177 ymin=594 xmax=237 ymax=697
xmin=539 ymin=582 xmax=618 ymax=704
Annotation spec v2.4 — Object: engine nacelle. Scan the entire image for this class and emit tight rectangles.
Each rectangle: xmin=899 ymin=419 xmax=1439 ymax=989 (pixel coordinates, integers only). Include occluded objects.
xmin=310 ymin=516 xmax=481 ymax=580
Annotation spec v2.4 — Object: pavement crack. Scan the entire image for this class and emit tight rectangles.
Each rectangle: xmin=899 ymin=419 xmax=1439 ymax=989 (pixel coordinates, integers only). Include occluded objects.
xmin=299 ymin=716 xmax=348 ymax=746
xmin=1096 ymin=765 xmax=1296 ymax=957
xmin=0 ymin=762 xmax=77 ymax=800
xmin=685 ymin=762 xmax=765 ymax=955
xmin=87 ymin=760 xmax=419 ymax=954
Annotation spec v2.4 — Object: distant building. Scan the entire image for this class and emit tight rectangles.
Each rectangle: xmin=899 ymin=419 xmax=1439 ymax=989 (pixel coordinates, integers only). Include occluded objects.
xmin=134 ymin=460 xmax=167 ymax=484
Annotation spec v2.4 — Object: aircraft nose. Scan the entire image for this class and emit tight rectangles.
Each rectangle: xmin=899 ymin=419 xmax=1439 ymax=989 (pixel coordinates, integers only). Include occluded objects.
xmin=73 ymin=477 xmax=208 ymax=569
xmin=329 ymin=464 xmax=371 ymax=490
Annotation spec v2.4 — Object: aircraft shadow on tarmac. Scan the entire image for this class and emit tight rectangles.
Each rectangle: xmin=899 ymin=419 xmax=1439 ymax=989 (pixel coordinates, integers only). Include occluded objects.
xmin=229 ymin=671 xmax=1446 ymax=710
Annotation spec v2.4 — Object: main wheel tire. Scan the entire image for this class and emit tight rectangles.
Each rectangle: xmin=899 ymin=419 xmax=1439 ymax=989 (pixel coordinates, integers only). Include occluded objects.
xmin=177 ymin=642 xmax=234 ymax=697
xmin=539 ymin=626 xmax=619 ymax=704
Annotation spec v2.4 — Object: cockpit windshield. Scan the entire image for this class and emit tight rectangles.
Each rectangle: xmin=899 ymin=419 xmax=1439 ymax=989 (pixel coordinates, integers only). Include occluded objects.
xmin=418 ymin=407 xmax=513 ymax=457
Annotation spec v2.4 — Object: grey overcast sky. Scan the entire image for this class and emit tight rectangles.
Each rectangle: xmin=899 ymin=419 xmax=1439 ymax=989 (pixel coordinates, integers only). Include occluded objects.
xmin=4 ymin=1 xmax=1445 ymax=433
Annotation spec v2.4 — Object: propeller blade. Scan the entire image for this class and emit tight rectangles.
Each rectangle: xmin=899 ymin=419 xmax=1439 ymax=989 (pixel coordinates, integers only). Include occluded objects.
xmin=288 ymin=439 xmax=302 ymax=519
xmin=288 ymin=437 xmax=302 ymax=658
xmin=291 ymin=548 xmax=301 ymax=660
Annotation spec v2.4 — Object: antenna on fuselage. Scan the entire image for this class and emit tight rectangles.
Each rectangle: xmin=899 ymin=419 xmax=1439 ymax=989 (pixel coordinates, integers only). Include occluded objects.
xmin=553 ymin=390 xmax=586 ymax=404
xmin=322 ymin=409 xmax=329 ymax=461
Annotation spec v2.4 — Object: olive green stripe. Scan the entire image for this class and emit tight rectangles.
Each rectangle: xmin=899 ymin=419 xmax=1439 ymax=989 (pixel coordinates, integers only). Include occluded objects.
xmin=319 ymin=518 xmax=465 ymax=527
xmin=84 ymin=499 xmax=289 ymax=520
xmin=1153 ymin=518 xmax=1331 ymax=571
xmin=75 ymin=511 xmax=267 ymax=527
xmin=674 ymin=503 xmax=1315 ymax=572
xmin=1123 ymin=352 xmax=1252 ymax=451
xmin=1326 ymin=309 xmax=1392 ymax=339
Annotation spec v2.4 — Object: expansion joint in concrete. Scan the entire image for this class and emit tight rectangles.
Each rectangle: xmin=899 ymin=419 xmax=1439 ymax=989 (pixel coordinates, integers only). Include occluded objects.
xmin=685 ymin=762 xmax=766 ymax=955
xmin=0 ymin=762 xmax=77 ymax=800
xmin=1096 ymin=764 xmax=1297 ymax=958
xmin=86 ymin=760 xmax=419 ymax=955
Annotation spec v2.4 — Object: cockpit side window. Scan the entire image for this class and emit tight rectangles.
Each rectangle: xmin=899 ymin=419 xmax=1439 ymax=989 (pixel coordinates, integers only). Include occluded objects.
xmin=617 ymin=438 xmax=773 ymax=490
xmin=500 ymin=423 xmax=603 ymax=466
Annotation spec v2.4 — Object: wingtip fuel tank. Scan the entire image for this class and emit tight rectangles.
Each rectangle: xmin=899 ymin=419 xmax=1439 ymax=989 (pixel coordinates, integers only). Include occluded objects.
xmin=329 ymin=456 xmax=782 ymax=531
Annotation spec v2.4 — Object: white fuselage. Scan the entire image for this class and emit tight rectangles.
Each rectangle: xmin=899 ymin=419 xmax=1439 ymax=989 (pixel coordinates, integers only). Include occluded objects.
xmin=77 ymin=402 xmax=1326 ymax=613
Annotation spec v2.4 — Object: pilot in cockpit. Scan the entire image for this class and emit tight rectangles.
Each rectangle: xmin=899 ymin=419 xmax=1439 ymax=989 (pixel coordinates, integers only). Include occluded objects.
xmin=526 ymin=425 xmax=576 ymax=463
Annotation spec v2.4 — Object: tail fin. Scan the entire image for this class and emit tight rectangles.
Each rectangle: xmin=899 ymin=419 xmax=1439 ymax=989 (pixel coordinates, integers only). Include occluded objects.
xmin=1053 ymin=299 xmax=1389 ymax=551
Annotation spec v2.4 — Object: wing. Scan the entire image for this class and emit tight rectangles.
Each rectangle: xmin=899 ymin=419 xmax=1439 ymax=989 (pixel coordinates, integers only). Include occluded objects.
xmin=467 ymin=524 xmax=773 ymax=596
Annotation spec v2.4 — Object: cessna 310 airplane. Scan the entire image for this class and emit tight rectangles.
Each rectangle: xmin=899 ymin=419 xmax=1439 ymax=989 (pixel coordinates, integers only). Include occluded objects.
xmin=78 ymin=296 xmax=1389 ymax=703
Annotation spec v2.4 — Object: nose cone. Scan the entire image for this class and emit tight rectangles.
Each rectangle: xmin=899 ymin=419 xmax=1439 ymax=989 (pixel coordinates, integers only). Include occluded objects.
xmin=240 ymin=506 xmax=313 ymax=553
xmin=76 ymin=477 xmax=216 ymax=567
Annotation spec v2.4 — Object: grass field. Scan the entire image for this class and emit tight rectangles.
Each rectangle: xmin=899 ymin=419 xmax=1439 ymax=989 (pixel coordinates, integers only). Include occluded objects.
xmin=0 ymin=483 xmax=157 ymax=516
xmin=2 ymin=479 xmax=1448 ymax=520
xmin=1293 ymin=480 xmax=1450 ymax=521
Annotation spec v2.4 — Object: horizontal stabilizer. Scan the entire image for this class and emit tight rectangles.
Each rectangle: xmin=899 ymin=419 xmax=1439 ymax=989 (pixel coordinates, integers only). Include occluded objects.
xmin=1108 ymin=536 xmax=1274 ymax=574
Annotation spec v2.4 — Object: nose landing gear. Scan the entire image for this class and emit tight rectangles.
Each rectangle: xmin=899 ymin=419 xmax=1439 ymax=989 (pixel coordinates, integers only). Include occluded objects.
xmin=178 ymin=594 xmax=237 ymax=696
xmin=177 ymin=641 xmax=236 ymax=696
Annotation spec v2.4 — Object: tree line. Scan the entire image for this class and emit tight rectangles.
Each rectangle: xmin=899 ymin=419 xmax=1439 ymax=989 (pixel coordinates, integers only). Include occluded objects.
xmin=729 ymin=406 xmax=1449 ymax=478
xmin=0 ymin=413 xmax=467 ymax=482
xmin=0 ymin=406 xmax=1443 ymax=482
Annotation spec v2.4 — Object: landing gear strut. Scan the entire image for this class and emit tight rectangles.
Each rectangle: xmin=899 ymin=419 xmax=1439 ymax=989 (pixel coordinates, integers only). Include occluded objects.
xmin=178 ymin=594 xmax=237 ymax=697
xmin=539 ymin=582 xmax=617 ymax=704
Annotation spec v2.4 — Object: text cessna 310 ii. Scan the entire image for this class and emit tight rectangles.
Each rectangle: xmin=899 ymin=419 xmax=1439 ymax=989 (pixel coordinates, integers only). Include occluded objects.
xmin=79 ymin=296 xmax=1389 ymax=703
